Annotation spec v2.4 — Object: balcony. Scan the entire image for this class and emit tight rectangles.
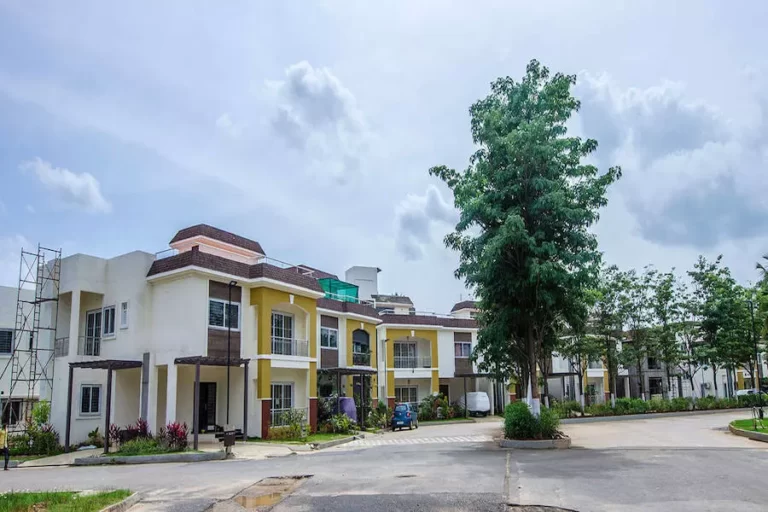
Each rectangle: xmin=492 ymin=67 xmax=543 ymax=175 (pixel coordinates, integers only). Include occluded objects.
xmin=77 ymin=336 xmax=101 ymax=356
xmin=352 ymin=352 xmax=371 ymax=367
xmin=455 ymin=357 xmax=473 ymax=375
xmin=394 ymin=355 xmax=432 ymax=369
xmin=271 ymin=336 xmax=309 ymax=357
xmin=270 ymin=407 xmax=308 ymax=427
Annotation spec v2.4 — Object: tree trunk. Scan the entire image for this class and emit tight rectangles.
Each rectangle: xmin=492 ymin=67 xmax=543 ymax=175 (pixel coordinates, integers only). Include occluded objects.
xmin=748 ymin=361 xmax=756 ymax=391
xmin=528 ymin=327 xmax=539 ymax=399
xmin=711 ymin=364 xmax=718 ymax=397
xmin=665 ymin=365 xmax=672 ymax=399
xmin=637 ymin=360 xmax=645 ymax=399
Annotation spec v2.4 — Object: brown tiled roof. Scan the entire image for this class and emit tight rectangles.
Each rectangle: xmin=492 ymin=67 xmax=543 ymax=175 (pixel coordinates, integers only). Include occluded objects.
xmin=380 ymin=314 xmax=477 ymax=329
xmin=316 ymin=298 xmax=380 ymax=321
xmin=170 ymin=224 xmax=265 ymax=255
xmin=371 ymin=294 xmax=413 ymax=305
xmin=147 ymin=248 xmax=323 ymax=293
xmin=451 ymin=300 xmax=478 ymax=312
xmin=288 ymin=265 xmax=339 ymax=280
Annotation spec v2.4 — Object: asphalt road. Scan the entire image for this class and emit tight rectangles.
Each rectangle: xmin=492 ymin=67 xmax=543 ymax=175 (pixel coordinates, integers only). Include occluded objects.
xmin=2 ymin=412 xmax=767 ymax=511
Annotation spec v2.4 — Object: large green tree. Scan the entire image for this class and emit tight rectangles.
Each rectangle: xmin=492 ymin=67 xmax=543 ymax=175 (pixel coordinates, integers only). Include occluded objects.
xmin=432 ymin=60 xmax=620 ymax=410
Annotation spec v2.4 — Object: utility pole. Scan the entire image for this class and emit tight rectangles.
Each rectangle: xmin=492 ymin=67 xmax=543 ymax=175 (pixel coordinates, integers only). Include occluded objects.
xmin=227 ymin=280 xmax=237 ymax=425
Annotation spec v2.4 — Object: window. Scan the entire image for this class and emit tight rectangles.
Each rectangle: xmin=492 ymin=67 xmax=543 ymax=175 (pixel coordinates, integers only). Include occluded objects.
xmin=454 ymin=342 xmax=471 ymax=358
xmin=647 ymin=357 xmax=660 ymax=370
xmin=208 ymin=299 xmax=240 ymax=330
xmin=320 ymin=327 xmax=338 ymax=349
xmin=1 ymin=400 xmax=21 ymax=426
xmin=271 ymin=383 xmax=293 ymax=410
xmin=0 ymin=329 xmax=12 ymax=355
xmin=271 ymin=312 xmax=293 ymax=340
xmin=395 ymin=386 xmax=418 ymax=404
xmin=352 ymin=329 xmax=369 ymax=354
xmin=102 ymin=306 xmax=116 ymax=337
xmin=649 ymin=377 xmax=663 ymax=396
xmin=120 ymin=301 xmax=129 ymax=329
xmin=80 ymin=385 xmax=101 ymax=415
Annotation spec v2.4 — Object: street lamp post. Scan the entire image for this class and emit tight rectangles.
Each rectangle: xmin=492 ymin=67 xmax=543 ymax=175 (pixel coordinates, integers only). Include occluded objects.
xmin=747 ymin=299 xmax=762 ymax=412
xmin=226 ymin=280 xmax=237 ymax=425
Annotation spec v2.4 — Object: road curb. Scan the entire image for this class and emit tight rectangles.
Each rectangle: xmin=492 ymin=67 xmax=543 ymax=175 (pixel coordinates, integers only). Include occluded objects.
xmin=419 ymin=419 xmax=477 ymax=427
xmin=499 ymin=437 xmax=571 ymax=449
xmin=310 ymin=433 xmax=366 ymax=450
xmin=99 ymin=492 xmax=141 ymax=512
xmin=728 ymin=424 xmax=768 ymax=442
xmin=561 ymin=408 xmax=749 ymax=424
xmin=73 ymin=450 xmax=226 ymax=466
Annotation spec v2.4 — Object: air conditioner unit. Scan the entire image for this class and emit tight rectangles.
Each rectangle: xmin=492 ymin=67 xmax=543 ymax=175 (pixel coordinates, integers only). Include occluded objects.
xmin=703 ymin=382 xmax=711 ymax=389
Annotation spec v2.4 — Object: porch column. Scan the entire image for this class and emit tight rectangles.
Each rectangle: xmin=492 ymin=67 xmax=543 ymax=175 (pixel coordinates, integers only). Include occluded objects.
xmin=243 ymin=362 xmax=248 ymax=439
xmin=64 ymin=365 xmax=74 ymax=452
xmin=68 ymin=290 xmax=80 ymax=357
xmin=489 ymin=379 xmax=495 ymax=416
xmin=463 ymin=376 xmax=468 ymax=418
xmin=104 ymin=368 xmax=113 ymax=455
xmin=193 ymin=362 xmax=200 ymax=451
xmin=166 ymin=363 xmax=178 ymax=425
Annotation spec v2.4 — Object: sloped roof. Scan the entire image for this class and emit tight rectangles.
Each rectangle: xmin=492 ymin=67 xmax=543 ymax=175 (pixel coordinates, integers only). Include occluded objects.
xmin=371 ymin=294 xmax=413 ymax=305
xmin=451 ymin=300 xmax=478 ymax=312
xmin=289 ymin=264 xmax=339 ymax=280
xmin=379 ymin=313 xmax=477 ymax=329
xmin=170 ymin=224 xmax=265 ymax=255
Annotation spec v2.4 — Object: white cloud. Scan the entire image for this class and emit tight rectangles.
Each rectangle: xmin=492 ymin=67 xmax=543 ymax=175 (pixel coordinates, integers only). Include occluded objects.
xmin=215 ymin=113 xmax=243 ymax=138
xmin=395 ymin=185 xmax=458 ymax=261
xmin=20 ymin=157 xmax=112 ymax=214
xmin=267 ymin=61 xmax=370 ymax=182
xmin=0 ymin=235 xmax=31 ymax=287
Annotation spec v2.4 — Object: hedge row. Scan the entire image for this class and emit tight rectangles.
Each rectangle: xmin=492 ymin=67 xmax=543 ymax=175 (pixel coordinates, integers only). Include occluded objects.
xmin=552 ymin=394 xmax=767 ymax=419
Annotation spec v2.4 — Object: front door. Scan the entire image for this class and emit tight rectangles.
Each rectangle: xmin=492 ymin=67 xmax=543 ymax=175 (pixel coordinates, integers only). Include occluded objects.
xmin=85 ymin=309 xmax=102 ymax=355
xmin=439 ymin=384 xmax=450 ymax=400
xmin=197 ymin=382 xmax=217 ymax=432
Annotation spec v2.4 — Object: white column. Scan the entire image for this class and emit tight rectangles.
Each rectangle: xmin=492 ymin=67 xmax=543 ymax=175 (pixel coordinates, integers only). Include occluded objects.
xmin=166 ymin=363 xmax=177 ymax=424
xmin=68 ymin=290 xmax=80 ymax=357
xmin=145 ymin=354 xmax=157 ymax=431
xmin=489 ymin=380 xmax=495 ymax=415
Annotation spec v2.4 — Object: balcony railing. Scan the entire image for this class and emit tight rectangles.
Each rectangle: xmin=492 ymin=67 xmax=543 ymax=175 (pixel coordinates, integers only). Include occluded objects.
xmin=394 ymin=355 xmax=432 ymax=369
xmin=77 ymin=336 xmax=101 ymax=356
xmin=270 ymin=407 xmax=308 ymax=427
xmin=271 ymin=337 xmax=309 ymax=357
xmin=352 ymin=352 xmax=371 ymax=366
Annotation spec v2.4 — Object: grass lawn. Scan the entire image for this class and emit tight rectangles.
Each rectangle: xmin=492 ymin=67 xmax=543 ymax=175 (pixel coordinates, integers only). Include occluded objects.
xmin=9 ymin=454 xmax=49 ymax=463
xmin=731 ymin=419 xmax=768 ymax=432
xmin=248 ymin=432 xmax=357 ymax=444
xmin=0 ymin=490 xmax=131 ymax=512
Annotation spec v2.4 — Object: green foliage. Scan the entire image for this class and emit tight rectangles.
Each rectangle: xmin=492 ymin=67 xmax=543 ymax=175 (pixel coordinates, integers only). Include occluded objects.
xmin=0 ymin=490 xmax=131 ymax=512
xmin=87 ymin=427 xmax=104 ymax=448
xmin=328 ymin=413 xmax=355 ymax=435
xmin=430 ymin=59 xmax=621 ymax=391
xmin=670 ymin=397 xmax=693 ymax=412
xmin=31 ymin=400 xmax=51 ymax=427
xmin=418 ymin=393 xmax=456 ymax=421
xmin=647 ymin=398 xmax=670 ymax=412
xmin=550 ymin=399 xmax=582 ymax=419
xmin=116 ymin=437 xmax=167 ymax=456
xmin=269 ymin=409 xmax=307 ymax=440
xmin=584 ymin=403 xmax=614 ymax=417
xmin=9 ymin=424 xmax=61 ymax=456
xmin=504 ymin=402 xmax=561 ymax=440
xmin=368 ymin=401 xmax=393 ymax=430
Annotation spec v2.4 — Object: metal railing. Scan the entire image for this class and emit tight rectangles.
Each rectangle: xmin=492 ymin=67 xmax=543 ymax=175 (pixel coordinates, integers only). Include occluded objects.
xmin=352 ymin=352 xmax=371 ymax=366
xmin=270 ymin=407 xmax=308 ymax=427
xmin=77 ymin=336 xmax=101 ymax=356
xmin=394 ymin=355 xmax=432 ymax=369
xmin=154 ymin=248 xmax=179 ymax=260
xmin=271 ymin=336 xmax=309 ymax=357
xmin=54 ymin=337 xmax=69 ymax=357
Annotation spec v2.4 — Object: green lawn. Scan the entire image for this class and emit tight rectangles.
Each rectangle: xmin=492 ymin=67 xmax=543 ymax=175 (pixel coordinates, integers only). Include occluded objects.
xmin=248 ymin=432 xmax=356 ymax=444
xmin=0 ymin=490 xmax=131 ymax=512
xmin=731 ymin=419 xmax=768 ymax=432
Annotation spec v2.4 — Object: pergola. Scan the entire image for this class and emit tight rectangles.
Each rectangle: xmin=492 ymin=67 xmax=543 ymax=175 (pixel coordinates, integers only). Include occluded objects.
xmin=65 ymin=359 xmax=143 ymax=454
xmin=318 ymin=366 xmax=377 ymax=430
xmin=455 ymin=372 xmax=491 ymax=419
xmin=174 ymin=355 xmax=250 ymax=450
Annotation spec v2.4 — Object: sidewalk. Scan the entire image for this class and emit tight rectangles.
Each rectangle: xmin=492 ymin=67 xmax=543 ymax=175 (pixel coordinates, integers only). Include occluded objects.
xmin=198 ymin=441 xmax=297 ymax=460
xmin=18 ymin=448 xmax=102 ymax=468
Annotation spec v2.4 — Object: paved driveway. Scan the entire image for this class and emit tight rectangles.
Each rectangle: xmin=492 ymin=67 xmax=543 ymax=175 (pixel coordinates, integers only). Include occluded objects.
xmin=562 ymin=410 xmax=763 ymax=449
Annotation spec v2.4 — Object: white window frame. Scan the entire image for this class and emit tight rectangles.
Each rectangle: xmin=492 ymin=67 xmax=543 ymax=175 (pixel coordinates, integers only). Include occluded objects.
xmin=454 ymin=341 xmax=472 ymax=358
xmin=102 ymin=305 xmax=116 ymax=338
xmin=208 ymin=298 xmax=241 ymax=331
xmin=320 ymin=327 xmax=338 ymax=349
xmin=395 ymin=386 xmax=418 ymax=404
xmin=0 ymin=329 xmax=13 ymax=355
xmin=271 ymin=311 xmax=294 ymax=340
xmin=119 ymin=301 xmax=129 ymax=330
xmin=79 ymin=384 xmax=102 ymax=416
xmin=270 ymin=382 xmax=294 ymax=411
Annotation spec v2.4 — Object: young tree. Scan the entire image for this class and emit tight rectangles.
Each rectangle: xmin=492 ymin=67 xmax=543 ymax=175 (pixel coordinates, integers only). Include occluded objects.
xmin=676 ymin=282 xmax=705 ymax=398
xmin=591 ymin=266 xmax=625 ymax=402
xmin=431 ymin=60 xmax=621 ymax=413
xmin=617 ymin=268 xmax=654 ymax=399
xmin=648 ymin=269 xmax=683 ymax=398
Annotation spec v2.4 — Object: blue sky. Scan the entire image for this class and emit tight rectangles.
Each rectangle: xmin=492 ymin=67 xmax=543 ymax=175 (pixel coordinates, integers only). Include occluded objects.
xmin=1 ymin=2 xmax=768 ymax=311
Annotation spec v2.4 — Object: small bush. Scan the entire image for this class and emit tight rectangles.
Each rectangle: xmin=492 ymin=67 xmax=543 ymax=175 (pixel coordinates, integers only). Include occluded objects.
xmin=117 ymin=437 xmax=164 ymax=456
xmin=551 ymin=399 xmax=582 ymax=419
xmin=647 ymin=398 xmax=669 ymax=412
xmin=629 ymin=398 xmax=648 ymax=414
xmin=670 ymin=397 xmax=692 ymax=412
xmin=613 ymin=398 xmax=632 ymax=415
xmin=368 ymin=401 xmax=392 ymax=430
xmin=504 ymin=402 xmax=561 ymax=440
xmin=538 ymin=407 xmax=560 ymax=439
xmin=9 ymin=424 xmax=61 ymax=456
xmin=87 ymin=427 xmax=104 ymax=448
xmin=328 ymin=413 xmax=354 ymax=434
xmin=584 ymin=403 xmax=613 ymax=417
xmin=31 ymin=400 xmax=51 ymax=427
xmin=158 ymin=422 xmax=189 ymax=451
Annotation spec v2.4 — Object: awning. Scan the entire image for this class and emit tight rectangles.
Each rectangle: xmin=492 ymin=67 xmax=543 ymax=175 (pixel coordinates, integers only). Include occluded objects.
xmin=69 ymin=359 xmax=142 ymax=370
xmin=174 ymin=355 xmax=249 ymax=367
xmin=318 ymin=366 xmax=377 ymax=376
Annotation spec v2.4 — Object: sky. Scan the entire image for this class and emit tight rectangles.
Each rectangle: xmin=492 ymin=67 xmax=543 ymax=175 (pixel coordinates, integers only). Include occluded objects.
xmin=1 ymin=2 xmax=767 ymax=313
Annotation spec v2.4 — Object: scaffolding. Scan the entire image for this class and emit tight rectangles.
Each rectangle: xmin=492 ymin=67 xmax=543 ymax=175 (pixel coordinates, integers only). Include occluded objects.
xmin=0 ymin=245 xmax=61 ymax=431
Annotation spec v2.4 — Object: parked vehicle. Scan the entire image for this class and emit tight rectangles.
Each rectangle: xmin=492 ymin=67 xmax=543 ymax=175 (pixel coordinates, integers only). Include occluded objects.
xmin=391 ymin=403 xmax=418 ymax=430
xmin=459 ymin=392 xmax=491 ymax=416
xmin=736 ymin=388 xmax=759 ymax=396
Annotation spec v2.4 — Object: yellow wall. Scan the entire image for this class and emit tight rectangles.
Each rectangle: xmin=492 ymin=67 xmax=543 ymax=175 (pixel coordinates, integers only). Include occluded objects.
xmin=386 ymin=327 xmax=439 ymax=396
xmin=250 ymin=287 xmax=318 ymax=358
xmin=737 ymin=371 xmax=745 ymax=390
xmin=346 ymin=320 xmax=377 ymax=368
xmin=257 ymin=359 xmax=271 ymax=398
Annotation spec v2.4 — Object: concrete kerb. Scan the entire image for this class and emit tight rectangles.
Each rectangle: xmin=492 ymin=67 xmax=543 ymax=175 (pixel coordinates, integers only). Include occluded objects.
xmin=310 ymin=433 xmax=366 ymax=450
xmin=99 ymin=492 xmax=141 ymax=512
xmin=499 ymin=437 xmax=571 ymax=449
xmin=419 ymin=419 xmax=477 ymax=427
xmin=561 ymin=408 xmax=749 ymax=425
xmin=728 ymin=424 xmax=768 ymax=442
xmin=73 ymin=450 xmax=227 ymax=466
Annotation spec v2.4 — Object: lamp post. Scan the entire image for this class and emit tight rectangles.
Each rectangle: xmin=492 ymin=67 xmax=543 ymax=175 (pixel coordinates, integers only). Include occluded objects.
xmin=747 ymin=299 xmax=763 ymax=414
xmin=226 ymin=280 xmax=237 ymax=425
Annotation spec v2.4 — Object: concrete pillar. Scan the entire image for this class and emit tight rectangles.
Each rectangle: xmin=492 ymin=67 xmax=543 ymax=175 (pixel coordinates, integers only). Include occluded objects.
xmin=489 ymin=380 xmax=495 ymax=415
xmin=68 ymin=290 xmax=80 ymax=357
xmin=166 ymin=363 xmax=178 ymax=424
xmin=144 ymin=354 xmax=157 ymax=432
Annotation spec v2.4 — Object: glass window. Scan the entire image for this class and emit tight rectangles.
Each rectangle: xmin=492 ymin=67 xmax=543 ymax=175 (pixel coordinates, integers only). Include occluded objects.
xmin=209 ymin=300 xmax=240 ymax=329
xmin=80 ymin=385 xmax=101 ymax=415
xmin=209 ymin=300 xmax=225 ymax=327
xmin=271 ymin=383 xmax=293 ymax=410
xmin=395 ymin=386 xmax=418 ymax=404
xmin=649 ymin=377 xmax=663 ymax=396
xmin=271 ymin=312 xmax=293 ymax=340
xmin=102 ymin=306 xmax=116 ymax=336
xmin=226 ymin=303 xmax=239 ymax=329
xmin=454 ymin=342 xmax=471 ymax=358
xmin=320 ymin=327 xmax=338 ymax=349
xmin=120 ymin=302 xmax=129 ymax=329
xmin=1 ymin=400 xmax=21 ymax=426
xmin=0 ymin=330 xmax=12 ymax=354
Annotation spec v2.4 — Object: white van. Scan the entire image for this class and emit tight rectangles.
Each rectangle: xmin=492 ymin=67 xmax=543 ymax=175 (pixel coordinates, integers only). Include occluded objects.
xmin=458 ymin=392 xmax=492 ymax=416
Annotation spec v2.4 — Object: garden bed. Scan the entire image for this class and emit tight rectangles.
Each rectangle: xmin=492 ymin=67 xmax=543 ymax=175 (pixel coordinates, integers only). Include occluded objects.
xmin=73 ymin=450 xmax=225 ymax=466
xmin=0 ymin=489 xmax=131 ymax=512
xmin=728 ymin=419 xmax=768 ymax=443
xmin=499 ymin=437 xmax=571 ymax=449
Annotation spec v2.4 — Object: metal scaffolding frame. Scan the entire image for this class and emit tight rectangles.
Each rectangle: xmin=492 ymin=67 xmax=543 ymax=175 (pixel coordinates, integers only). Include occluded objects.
xmin=0 ymin=245 xmax=61 ymax=431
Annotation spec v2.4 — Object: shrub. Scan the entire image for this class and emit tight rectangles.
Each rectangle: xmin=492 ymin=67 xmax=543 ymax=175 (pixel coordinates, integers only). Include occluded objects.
xmin=9 ymin=424 xmax=61 ymax=456
xmin=108 ymin=423 xmax=121 ymax=446
xmin=696 ymin=396 xmax=717 ymax=410
xmin=670 ymin=397 xmax=692 ymax=412
xmin=629 ymin=398 xmax=648 ymax=414
xmin=87 ymin=427 xmax=104 ymax=448
xmin=550 ymin=399 xmax=582 ymax=419
xmin=613 ymin=398 xmax=632 ymax=415
xmin=135 ymin=418 xmax=150 ymax=438
xmin=538 ymin=407 xmax=560 ymax=439
xmin=368 ymin=401 xmax=392 ymax=430
xmin=268 ymin=426 xmax=301 ymax=441
xmin=647 ymin=398 xmax=669 ymax=413
xmin=31 ymin=400 xmax=51 ymax=427
xmin=318 ymin=396 xmax=337 ymax=425
xmin=158 ymin=422 xmax=189 ymax=451
xmin=585 ymin=403 xmax=613 ymax=417
xmin=504 ymin=402 xmax=561 ymax=440
xmin=328 ymin=413 xmax=354 ymax=435
xmin=117 ymin=437 xmax=164 ymax=455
